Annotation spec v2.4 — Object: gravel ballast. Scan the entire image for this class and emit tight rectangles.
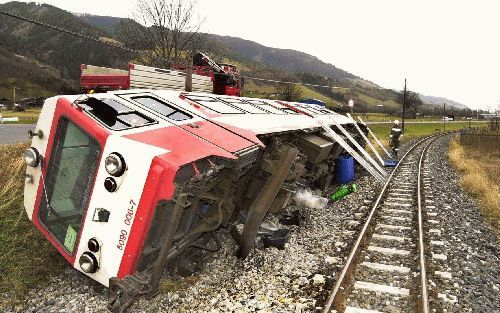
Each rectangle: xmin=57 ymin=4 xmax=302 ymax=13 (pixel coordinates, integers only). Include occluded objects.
xmin=4 ymin=174 xmax=380 ymax=313
xmin=1 ymin=135 xmax=498 ymax=312
xmin=423 ymin=135 xmax=499 ymax=312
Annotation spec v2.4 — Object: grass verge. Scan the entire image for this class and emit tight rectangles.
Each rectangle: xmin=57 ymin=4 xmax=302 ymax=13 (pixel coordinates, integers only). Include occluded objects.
xmin=448 ymin=137 xmax=500 ymax=237
xmin=0 ymin=143 xmax=66 ymax=305
xmin=0 ymin=108 xmax=41 ymax=124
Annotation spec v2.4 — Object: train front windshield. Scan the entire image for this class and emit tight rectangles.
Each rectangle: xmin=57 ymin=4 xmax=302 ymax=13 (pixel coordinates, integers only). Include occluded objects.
xmin=39 ymin=118 xmax=101 ymax=254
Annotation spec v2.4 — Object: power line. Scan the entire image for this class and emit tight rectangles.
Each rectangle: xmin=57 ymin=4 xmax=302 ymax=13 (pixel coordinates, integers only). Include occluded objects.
xmin=0 ymin=10 xmax=135 ymax=52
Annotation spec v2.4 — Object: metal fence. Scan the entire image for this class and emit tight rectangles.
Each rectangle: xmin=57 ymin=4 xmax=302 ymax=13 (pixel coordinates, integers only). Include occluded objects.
xmin=460 ymin=128 xmax=500 ymax=152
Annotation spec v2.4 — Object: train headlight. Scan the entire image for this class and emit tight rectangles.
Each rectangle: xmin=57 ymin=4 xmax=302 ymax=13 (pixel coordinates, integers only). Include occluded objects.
xmin=104 ymin=177 xmax=117 ymax=192
xmin=24 ymin=147 xmax=40 ymax=167
xmin=105 ymin=153 xmax=126 ymax=177
xmin=88 ymin=238 xmax=100 ymax=253
xmin=79 ymin=252 xmax=98 ymax=273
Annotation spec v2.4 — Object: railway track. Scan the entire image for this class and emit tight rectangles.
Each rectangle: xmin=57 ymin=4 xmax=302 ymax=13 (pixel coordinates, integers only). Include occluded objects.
xmin=321 ymin=133 xmax=452 ymax=313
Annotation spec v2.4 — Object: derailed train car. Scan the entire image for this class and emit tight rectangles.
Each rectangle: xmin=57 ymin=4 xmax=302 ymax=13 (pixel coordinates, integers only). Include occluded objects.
xmin=23 ymin=90 xmax=368 ymax=312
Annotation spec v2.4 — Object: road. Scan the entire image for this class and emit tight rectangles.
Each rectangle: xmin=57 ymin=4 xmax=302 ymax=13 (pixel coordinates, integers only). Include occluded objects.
xmin=365 ymin=118 xmax=486 ymax=125
xmin=0 ymin=120 xmax=485 ymax=144
xmin=0 ymin=124 xmax=34 ymax=144
xmin=364 ymin=120 xmax=483 ymax=124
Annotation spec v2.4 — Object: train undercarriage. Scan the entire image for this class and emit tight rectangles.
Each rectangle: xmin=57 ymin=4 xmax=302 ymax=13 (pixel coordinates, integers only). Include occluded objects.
xmin=107 ymin=125 xmax=367 ymax=312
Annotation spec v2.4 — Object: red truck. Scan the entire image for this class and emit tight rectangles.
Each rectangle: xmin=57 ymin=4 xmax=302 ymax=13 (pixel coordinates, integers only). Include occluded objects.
xmin=183 ymin=51 xmax=242 ymax=96
xmin=80 ymin=52 xmax=242 ymax=96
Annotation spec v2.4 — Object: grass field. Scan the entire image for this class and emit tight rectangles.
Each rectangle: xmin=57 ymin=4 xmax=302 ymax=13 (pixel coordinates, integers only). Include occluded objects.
xmin=297 ymin=85 xmax=342 ymax=107
xmin=448 ymin=136 xmax=499 ymax=237
xmin=352 ymin=112 xmax=448 ymax=122
xmin=367 ymin=121 xmax=487 ymax=141
xmin=355 ymin=93 xmax=400 ymax=109
xmin=361 ymin=122 xmax=488 ymax=158
xmin=0 ymin=143 xmax=66 ymax=304
xmin=0 ymin=108 xmax=42 ymax=124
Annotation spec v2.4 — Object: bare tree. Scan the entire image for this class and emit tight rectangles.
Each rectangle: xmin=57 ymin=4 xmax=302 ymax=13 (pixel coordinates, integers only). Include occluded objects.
xmin=397 ymin=90 xmax=423 ymax=118
xmin=276 ymin=82 xmax=302 ymax=102
xmin=117 ymin=0 xmax=206 ymax=68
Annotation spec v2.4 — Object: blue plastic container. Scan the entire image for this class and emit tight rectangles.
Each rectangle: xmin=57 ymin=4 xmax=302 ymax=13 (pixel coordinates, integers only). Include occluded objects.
xmin=335 ymin=155 xmax=355 ymax=184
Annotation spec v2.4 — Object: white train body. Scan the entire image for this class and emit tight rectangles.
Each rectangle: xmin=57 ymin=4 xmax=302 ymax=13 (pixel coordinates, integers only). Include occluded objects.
xmin=23 ymin=89 xmax=362 ymax=312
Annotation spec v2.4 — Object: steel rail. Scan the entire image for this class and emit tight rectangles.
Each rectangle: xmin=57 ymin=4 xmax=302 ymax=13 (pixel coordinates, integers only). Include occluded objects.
xmin=416 ymin=134 xmax=444 ymax=313
xmin=321 ymin=132 xmax=447 ymax=313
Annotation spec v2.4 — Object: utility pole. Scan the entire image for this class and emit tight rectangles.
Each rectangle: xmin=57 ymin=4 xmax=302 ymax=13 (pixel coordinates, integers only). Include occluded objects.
xmin=402 ymin=78 xmax=406 ymax=131
xmin=12 ymin=86 xmax=20 ymax=109
xmin=13 ymin=87 xmax=17 ymax=104
xmin=185 ymin=61 xmax=193 ymax=92
xmin=443 ymin=102 xmax=446 ymax=132
xmin=469 ymin=109 xmax=472 ymax=129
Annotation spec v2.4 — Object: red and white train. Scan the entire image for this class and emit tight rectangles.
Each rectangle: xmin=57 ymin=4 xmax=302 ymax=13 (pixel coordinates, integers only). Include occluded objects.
xmin=23 ymin=89 xmax=365 ymax=312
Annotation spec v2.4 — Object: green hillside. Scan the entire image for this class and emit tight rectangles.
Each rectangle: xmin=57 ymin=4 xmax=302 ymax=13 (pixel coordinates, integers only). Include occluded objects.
xmin=0 ymin=1 xmax=131 ymax=82
xmin=0 ymin=47 xmax=72 ymax=100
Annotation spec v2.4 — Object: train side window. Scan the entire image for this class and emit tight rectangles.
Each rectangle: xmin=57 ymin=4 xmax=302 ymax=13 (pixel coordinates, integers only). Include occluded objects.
xmin=118 ymin=113 xmax=152 ymax=126
xmin=299 ymin=104 xmax=324 ymax=114
xmin=168 ymin=111 xmax=191 ymax=121
xmin=80 ymin=97 xmax=155 ymax=130
xmin=132 ymin=96 xmax=192 ymax=121
xmin=299 ymin=103 xmax=330 ymax=115
xmin=282 ymin=108 xmax=299 ymax=114
xmin=185 ymin=95 xmax=244 ymax=114
xmin=99 ymin=98 xmax=133 ymax=114
xmin=217 ymin=97 xmax=268 ymax=114
xmin=284 ymin=102 xmax=319 ymax=115
xmin=245 ymin=100 xmax=287 ymax=114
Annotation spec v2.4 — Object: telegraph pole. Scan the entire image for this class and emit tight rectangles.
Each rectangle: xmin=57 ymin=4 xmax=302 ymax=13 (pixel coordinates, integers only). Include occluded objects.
xmin=402 ymin=79 xmax=406 ymax=131
xmin=12 ymin=86 xmax=20 ymax=108
xmin=443 ymin=102 xmax=446 ymax=132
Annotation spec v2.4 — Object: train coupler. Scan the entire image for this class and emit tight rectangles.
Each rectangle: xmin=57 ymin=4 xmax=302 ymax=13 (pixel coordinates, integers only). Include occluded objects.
xmin=107 ymin=273 xmax=154 ymax=313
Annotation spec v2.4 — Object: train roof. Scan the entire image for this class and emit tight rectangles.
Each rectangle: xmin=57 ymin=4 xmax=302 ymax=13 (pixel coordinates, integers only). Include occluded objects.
xmin=57 ymin=89 xmax=354 ymax=139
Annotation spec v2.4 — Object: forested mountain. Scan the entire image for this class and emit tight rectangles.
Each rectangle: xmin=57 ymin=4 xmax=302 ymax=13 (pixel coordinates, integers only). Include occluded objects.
xmin=74 ymin=13 xmax=124 ymax=36
xmin=419 ymin=94 xmax=468 ymax=110
xmin=0 ymin=2 xmax=130 ymax=79
xmin=210 ymin=35 xmax=358 ymax=82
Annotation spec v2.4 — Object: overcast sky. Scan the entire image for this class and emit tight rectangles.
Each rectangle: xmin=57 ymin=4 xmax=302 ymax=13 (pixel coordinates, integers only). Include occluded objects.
xmin=2 ymin=0 xmax=499 ymax=110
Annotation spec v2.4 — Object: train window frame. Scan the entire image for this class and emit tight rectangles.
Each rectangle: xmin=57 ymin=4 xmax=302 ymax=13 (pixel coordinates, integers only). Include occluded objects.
xmin=299 ymin=104 xmax=326 ymax=115
xmin=285 ymin=102 xmax=322 ymax=115
xmin=217 ymin=97 xmax=270 ymax=114
xmin=298 ymin=102 xmax=331 ymax=115
xmin=38 ymin=117 xmax=101 ymax=255
xmin=185 ymin=95 xmax=245 ymax=114
xmin=244 ymin=100 xmax=289 ymax=115
xmin=79 ymin=97 xmax=157 ymax=131
xmin=131 ymin=96 xmax=193 ymax=121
